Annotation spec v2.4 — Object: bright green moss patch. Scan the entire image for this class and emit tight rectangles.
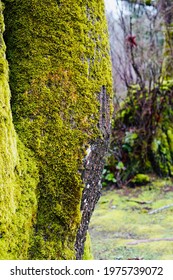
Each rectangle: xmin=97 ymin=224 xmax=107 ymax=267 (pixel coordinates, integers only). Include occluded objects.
xmin=0 ymin=139 xmax=39 ymax=260
xmin=89 ymin=178 xmax=173 ymax=259
xmin=3 ymin=0 xmax=112 ymax=259
xmin=131 ymin=174 xmax=150 ymax=185
xmin=0 ymin=1 xmax=39 ymax=259
xmin=82 ymin=232 xmax=93 ymax=260
xmin=151 ymin=127 xmax=173 ymax=176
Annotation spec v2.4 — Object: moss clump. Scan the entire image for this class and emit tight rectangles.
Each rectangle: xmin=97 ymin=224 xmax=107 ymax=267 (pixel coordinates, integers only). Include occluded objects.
xmin=3 ymin=0 xmax=112 ymax=259
xmin=131 ymin=174 xmax=150 ymax=186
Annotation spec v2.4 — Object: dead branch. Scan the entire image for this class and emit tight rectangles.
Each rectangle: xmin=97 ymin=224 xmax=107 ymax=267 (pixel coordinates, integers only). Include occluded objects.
xmin=126 ymin=199 xmax=153 ymax=205
xmin=148 ymin=203 xmax=173 ymax=215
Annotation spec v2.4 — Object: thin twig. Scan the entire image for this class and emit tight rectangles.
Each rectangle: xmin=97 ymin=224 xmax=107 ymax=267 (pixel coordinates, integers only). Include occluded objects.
xmin=127 ymin=237 xmax=173 ymax=245
xmin=148 ymin=203 xmax=173 ymax=215
xmin=126 ymin=199 xmax=153 ymax=205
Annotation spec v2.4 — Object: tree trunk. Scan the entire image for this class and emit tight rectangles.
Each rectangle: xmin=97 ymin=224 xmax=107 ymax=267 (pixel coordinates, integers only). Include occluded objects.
xmin=150 ymin=0 xmax=173 ymax=176
xmin=159 ymin=0 xmax=173 ymax=77
xmin=0 ymin=0 xmax=112 ymax=259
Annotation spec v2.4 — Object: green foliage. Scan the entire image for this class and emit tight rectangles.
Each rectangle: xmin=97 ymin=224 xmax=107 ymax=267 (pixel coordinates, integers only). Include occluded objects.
xmin=105 ymin=172 xmax=117 ymax=183
xmin=116 ymin=161 xmax=125 ymax=170
xmin=102 ymin=167 xmax=117 ymax=186
xmin=122 ymin=132 xmax=138 ymax=152
xmin=124 ymin=132 xmax=138 ymax=146
xmin=160 ymin=79 xmax=173 ymax=91
xmin=2 ymin=0 xmax=112 ymax=259
xmin=105 ymin=80 xmax=173 ymax=188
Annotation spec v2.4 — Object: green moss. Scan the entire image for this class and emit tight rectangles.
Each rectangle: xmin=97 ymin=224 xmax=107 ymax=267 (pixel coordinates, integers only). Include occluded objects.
xmin=167 ymin=128 xmax=173 ymax=154
xmin=3 ymin=0 xmax=112 ymax=259
xmin=89 ymin=179 xmax=173 ymax=259
xmin=161 ymin=1 xmax=173 ymax=79
xmin=131 ymin=174 xmax=150 ymax=185
xmin=0 ymin=1 xmax=39 ymax=259
xmin=82 ymin=232 xmax=93 ymax=260
xmin=160 ymin=79 xmax=173 ymax=90
xmin=162 ymin=26 xmax=173 ymax=78
xmin=0 ymin=139 xmax=39 ymax=260
xmin=151 ymin=128 xmax=173 ymax=176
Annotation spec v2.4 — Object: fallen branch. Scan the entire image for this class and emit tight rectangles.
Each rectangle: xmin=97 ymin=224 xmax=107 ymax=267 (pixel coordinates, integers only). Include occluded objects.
xmin=148 ymin=203 xmax=173 ymax=215
xmin=127 ymin=237 xmax=173 ymax=245
xmin=126 ymin=199 xmax=153 ymax=205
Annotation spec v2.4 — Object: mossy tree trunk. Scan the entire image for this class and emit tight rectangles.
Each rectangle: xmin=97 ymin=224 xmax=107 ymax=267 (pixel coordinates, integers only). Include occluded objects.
xmin=0 ymin=2 xmax=39 ymax=259
xmin=0 ymin=0 xmax=112 ymax=259
xmin=150 ymin=0 xmax=173 ymax=176
xmin=159 ymin=0 xmax=173 ymax=78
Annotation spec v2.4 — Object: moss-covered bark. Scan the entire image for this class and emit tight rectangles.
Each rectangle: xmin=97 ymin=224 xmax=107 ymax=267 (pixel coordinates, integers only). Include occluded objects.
xmin=0 ymin=1 xmax=39 ymax=259
xmin=1 ymin=0 xmax=112 ymax=259
xmin=151 ymin=0 xmax=173 ymax=176
xmin=160 ymin=0 xmax=173 ymax=78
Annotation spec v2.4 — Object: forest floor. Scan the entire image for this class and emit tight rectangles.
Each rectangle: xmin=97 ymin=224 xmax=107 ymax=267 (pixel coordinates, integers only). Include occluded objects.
xmin=89 ymin=177 xmax=173 ymax=260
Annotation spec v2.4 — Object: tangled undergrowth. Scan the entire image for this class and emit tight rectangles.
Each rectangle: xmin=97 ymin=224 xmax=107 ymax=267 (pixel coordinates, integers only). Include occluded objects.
xmin=102 ymin=80 xmax=173 ymax=188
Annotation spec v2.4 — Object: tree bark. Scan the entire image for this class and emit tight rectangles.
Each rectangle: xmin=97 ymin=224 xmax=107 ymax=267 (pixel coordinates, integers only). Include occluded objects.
xmin=75 ymin=85 xmax=111 ymax=259
xmin=158 ymin=0 xmax=173 ymax=77
xmin=0 ymin=0 xmax=113 ymax=259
